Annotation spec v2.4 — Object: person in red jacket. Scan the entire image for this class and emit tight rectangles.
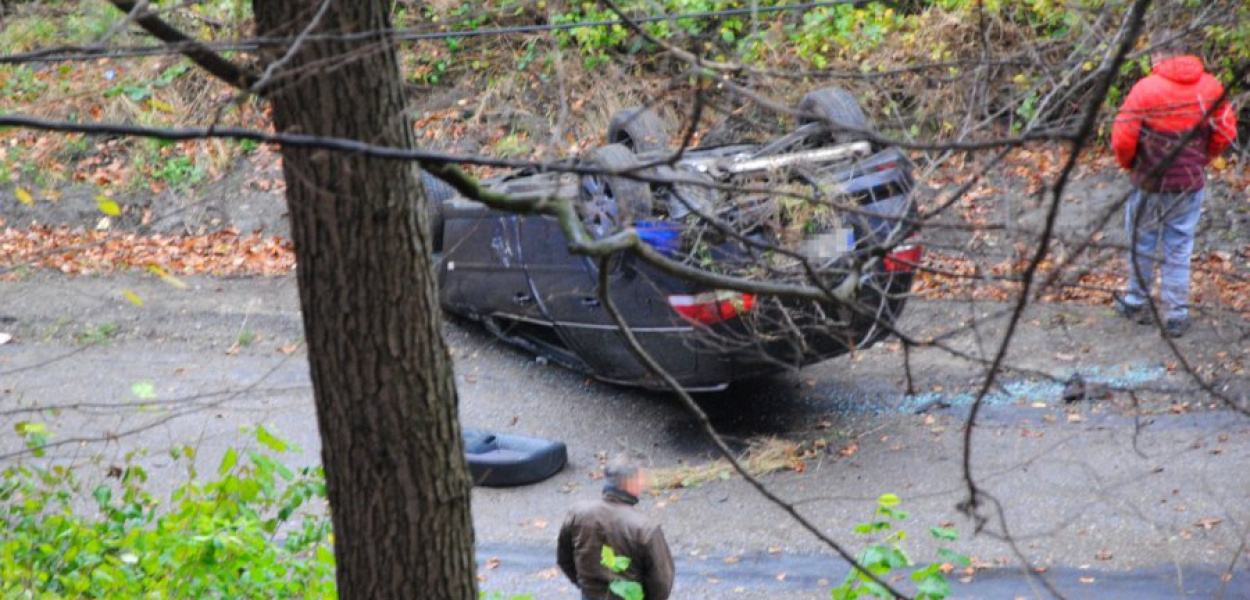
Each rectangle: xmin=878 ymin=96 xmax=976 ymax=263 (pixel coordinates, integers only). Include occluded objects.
xmin=1110 ymin=31 xmax=1236 ymax=338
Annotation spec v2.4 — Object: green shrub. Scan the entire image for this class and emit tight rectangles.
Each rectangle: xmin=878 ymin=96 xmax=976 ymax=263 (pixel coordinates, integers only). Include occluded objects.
xmin=0 ymin=427 xmax=336 ymax=599
xmin=831 ymin=494 xmax=968 ymax=600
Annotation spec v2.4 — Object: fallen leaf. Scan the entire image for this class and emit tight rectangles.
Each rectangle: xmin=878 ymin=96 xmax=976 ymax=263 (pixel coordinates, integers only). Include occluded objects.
xmin=532 ymin=518 xmax=548 ymax=530
xmin=277 ymin=344 xmax=299 ymax=355
xmin=839 ymin=443 xmax=858 ymax=457
xmin=147 ymin=265 xmax=188 ymax=289
xmin=1195 ymin=518 xmax=1222 ymax=530
xmin=775 ymin=573 xmax=786 ymax=581
xmin=723 ymin=556 xmax=740 ymax=564
xmin=1095 ymin=550 xmax=1113 ymax=561
xmin=16 ymin=188 xmax=34 ymax=205
xmin=121 ymin=289 xmax=145 ymax=306
xmin=534 ymin=567 xmax=560 ymax=580
xmin=1079 ymin=577 xmax=1096 ymax=584
xmin=486 ymin=557 xmax=500 ymax=570
xmin=95 ymin=195 xmax=121 ymax=216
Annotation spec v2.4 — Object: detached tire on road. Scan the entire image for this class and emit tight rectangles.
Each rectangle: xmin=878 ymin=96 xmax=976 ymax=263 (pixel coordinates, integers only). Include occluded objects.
xmin=607 ymin=107 xmax=669 ymax=152
xmin=798 ymin=87 xmax=874 ymax=145
xmin=421 ymin=170 xmax=457 ymax=252
xmin=580 ymin=144 xmax=654 ymax=235
xmin=462 ymin=428 xmax=568 ymax=487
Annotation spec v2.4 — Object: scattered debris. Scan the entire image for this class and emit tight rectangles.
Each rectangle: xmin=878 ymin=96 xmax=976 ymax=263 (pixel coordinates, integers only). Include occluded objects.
xmin=1062 ymin=373 xmax=1087 ymax=403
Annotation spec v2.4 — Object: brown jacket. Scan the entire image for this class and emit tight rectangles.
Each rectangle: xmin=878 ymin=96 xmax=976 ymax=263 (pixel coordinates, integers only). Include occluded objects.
xmin=557 ymin=489 xmax=674 ymax=600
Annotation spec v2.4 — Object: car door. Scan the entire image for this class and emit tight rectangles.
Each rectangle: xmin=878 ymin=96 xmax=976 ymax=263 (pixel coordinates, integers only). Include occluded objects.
xmin=439 ymin=209 xmax=542 ymax=325
xmin=519 ymin=215 xmax=698 ymax=383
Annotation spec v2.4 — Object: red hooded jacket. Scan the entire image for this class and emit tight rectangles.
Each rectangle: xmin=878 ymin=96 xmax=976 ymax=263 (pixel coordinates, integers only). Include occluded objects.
xmin=1111 ymin=55 xmax=1236 ymax=192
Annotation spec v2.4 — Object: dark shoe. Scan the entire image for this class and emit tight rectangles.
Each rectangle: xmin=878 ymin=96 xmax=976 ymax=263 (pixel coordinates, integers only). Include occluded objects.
xmin=1113 ymin=298 xmax=1144 ymax=321
xmin=1164 ymin=318 xmax=1190 ymax=338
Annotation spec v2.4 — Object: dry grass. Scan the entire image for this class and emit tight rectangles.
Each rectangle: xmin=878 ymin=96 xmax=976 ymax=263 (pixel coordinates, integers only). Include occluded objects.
xmin=648 ymin=437 xmax=823 ymax=490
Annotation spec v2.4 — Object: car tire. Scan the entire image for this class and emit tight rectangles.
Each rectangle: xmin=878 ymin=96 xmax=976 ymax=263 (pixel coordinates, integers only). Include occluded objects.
xmin=580 ymin=144 xmax=654 ymax=236
xmin=607 ymin=107 xmax=669 ymax=153
xmin=797 ymin=87 xmax=874 ymax=145
xmin=421 ymin=170 xmax=457 ymax=252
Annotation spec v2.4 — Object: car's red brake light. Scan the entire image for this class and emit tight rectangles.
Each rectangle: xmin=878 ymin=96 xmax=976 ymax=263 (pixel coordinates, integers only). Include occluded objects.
xmin=884 ymin=243 xmax=922 ymax=272
xmin=874 ymin=161 xmax=898 ymax=171
xmin=667 ymin=290 xmax=755 ymax=325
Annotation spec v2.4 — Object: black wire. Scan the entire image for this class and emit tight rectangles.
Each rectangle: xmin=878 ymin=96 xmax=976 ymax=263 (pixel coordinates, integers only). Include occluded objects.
xmin=2 ymin=0 xmax=877 ymax=64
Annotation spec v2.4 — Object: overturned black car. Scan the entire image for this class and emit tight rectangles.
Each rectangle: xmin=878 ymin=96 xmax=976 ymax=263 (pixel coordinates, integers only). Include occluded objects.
xmin=430 ymin=87 xmax=921 ymax=391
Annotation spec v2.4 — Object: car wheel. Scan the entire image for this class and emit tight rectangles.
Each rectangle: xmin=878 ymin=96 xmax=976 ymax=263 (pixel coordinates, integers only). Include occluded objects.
xmin=797 ymin=87 xmax=874 ymax=145
xmin=579 ymin=144 xmax=654 ymax=237
xmin=421 ymin=170 xmax=457 ymax=252
xmin=607 ymin=107 xmax=669 ymax=153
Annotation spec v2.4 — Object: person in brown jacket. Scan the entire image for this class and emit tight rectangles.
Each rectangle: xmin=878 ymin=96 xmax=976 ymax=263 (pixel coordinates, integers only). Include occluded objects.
xmin=557 ymin=457 xmax=674 ymax=600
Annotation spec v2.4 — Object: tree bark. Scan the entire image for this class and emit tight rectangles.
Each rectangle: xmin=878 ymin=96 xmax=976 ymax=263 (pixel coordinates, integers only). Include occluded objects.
xmin=251 ymin=1 xmax=476 ymax=598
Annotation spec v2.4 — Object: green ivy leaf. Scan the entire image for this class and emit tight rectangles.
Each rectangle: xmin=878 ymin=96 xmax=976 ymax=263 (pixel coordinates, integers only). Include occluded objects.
xmin=916 ymin=572 xmax=952 ymax=599
xmin=609 ymin=580 xmax=644 ymax=600
xmin=882 ymin=547 xmax=910 ymax=569
xmin=93 ymin=484 xmax=112 ymax=507
xmin=853 ymin=522 xmax=887 ymax=534
xmin=877 ymin=493 xmax=901 ymax=508
xmin=256 ymin=426 xmax=288 ymax=453
xmin=930 ymin=526 xmax=959 ymax=541
xmin=219 ymin=448 xmax=238 ymax=475
xmin=131 ymin=382 xmax=157 ymax=400
xmin=15 ymin=421 xmax=46 ymax=435
xmin=938 ymin=548 xmax=971 ymax=566
xmin=860 ymin=545 xmax=887 ymax=568
xmin=862 ymin=580 xmax=889 ymax=598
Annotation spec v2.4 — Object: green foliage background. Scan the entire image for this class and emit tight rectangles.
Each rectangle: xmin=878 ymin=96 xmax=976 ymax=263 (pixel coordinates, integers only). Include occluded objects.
xmin=0 ymin=427 xmax=336 ymax=599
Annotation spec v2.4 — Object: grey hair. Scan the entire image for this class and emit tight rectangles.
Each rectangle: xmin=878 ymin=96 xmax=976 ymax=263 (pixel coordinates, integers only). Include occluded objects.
xmin=604 ymin=455 xmax=641 ymax=488
xmin=1149 ymin=29 xmax=1187 ymax=57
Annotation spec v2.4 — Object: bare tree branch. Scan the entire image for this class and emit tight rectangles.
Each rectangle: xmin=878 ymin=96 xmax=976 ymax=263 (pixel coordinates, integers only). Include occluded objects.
xmin=106 ymin=0 xmax=259 ymax=89
xmin=958 ymin=0 xmax=1154 ymax=523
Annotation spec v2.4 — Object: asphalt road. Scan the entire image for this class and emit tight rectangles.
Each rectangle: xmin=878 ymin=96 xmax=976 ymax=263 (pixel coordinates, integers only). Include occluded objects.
xmin=1 ymin=273 xmax=1246 ymax=599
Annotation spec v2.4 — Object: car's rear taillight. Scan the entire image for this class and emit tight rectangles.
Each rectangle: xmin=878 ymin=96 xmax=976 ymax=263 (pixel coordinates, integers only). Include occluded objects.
xmin=874 ymin=161 xmax=898 ymax=171
xmin=667 ymin=291 xmax=755 ymax=325
xmin=884 ymin=243 xmax=922 ymax=272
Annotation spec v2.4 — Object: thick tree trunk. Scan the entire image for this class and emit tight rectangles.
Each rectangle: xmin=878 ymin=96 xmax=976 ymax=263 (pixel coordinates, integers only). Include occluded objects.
xmin=251 ymin=2 xmax=476 ymax=599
